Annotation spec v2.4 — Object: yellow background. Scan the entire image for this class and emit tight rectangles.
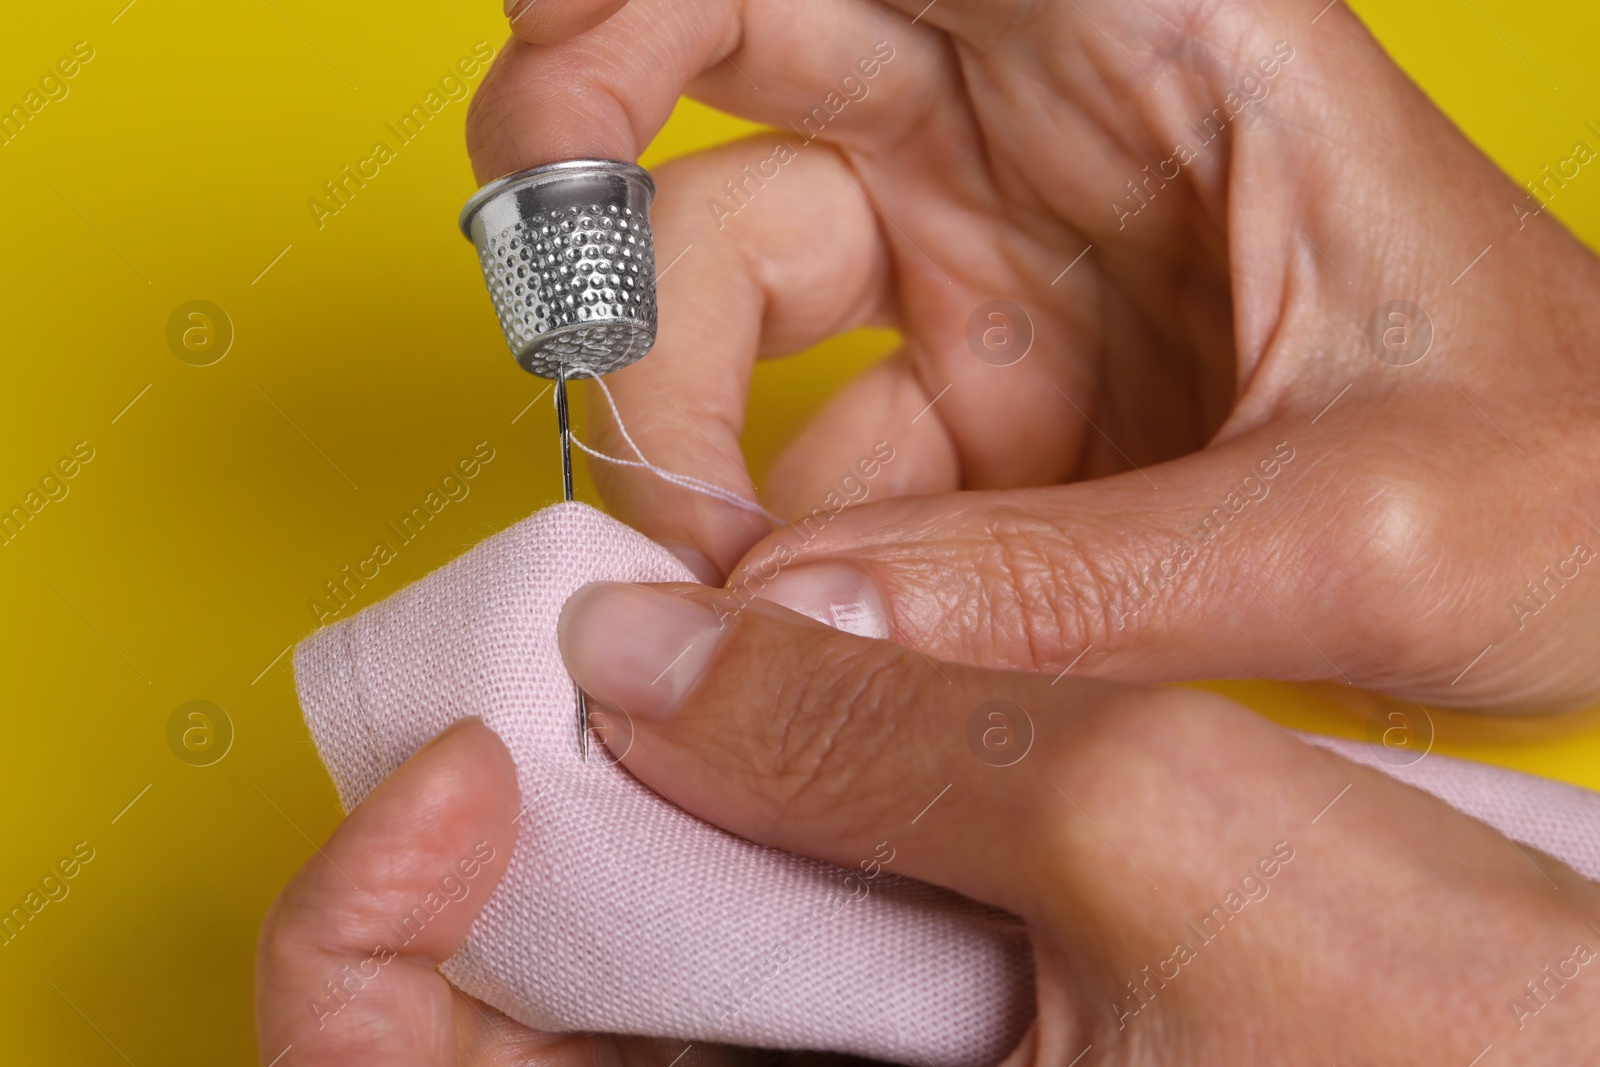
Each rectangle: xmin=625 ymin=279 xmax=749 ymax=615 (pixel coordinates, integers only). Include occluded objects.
xmin=1 ymin=0 xmax=1597 ymax=1061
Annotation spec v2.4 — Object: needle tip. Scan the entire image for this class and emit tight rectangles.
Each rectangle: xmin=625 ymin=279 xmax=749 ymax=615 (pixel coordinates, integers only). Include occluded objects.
xmin=577 ymin=687 xmax=590 ymax=763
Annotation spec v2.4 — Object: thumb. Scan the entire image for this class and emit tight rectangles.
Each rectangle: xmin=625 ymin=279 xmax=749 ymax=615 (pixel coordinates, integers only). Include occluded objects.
xmin=255 ymin=718 xmax=519 ymax=1066
xmin=555 ymin=583 xmax=1600 ymax=1067
xmin=557 ymin=579 xmax=1184 ymax=912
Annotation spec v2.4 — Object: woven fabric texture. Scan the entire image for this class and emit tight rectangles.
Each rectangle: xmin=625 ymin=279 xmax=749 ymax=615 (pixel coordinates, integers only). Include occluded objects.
xmin=294 ymin=502 xmax=1034 ymax=1066
xmin=295 ymin=501 xmax=1600 ymax=1064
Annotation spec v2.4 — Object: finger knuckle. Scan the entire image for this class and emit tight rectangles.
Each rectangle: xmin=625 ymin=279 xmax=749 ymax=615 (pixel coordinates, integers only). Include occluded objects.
xmin=1319 ymin=464 xmax=1446 ymax=590
xmin=1292 ymin=459 xmax=1456 ymax=660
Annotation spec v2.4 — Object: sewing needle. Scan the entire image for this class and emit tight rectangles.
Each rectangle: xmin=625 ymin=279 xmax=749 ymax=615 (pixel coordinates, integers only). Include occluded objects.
xmin=556 ymin=373 xmax=591 ymax=762
xmin=556 ymin=372 xmax=575 ymax=503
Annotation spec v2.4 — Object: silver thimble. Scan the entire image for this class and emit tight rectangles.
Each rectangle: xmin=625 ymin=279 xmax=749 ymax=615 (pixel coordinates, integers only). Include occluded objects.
xmin=459 ymin=159 xmax=658 ymax=379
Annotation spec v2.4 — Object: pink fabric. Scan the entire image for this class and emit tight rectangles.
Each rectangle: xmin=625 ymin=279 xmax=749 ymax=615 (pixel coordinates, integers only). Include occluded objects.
xmin=294 ymin=502 xmax=1034 ymax=1066
xmin=295 ymin=502 xmax=1600 ymax=1063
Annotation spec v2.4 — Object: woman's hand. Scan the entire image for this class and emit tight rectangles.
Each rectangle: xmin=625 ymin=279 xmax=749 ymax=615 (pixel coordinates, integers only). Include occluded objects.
xmin=469 ymin=0 xmax=1600 ymax=712
xmin=557 ymin=582 xmax=1600 ymax=1064
xmin=253 ymin=719 xmax=774 ymax=1067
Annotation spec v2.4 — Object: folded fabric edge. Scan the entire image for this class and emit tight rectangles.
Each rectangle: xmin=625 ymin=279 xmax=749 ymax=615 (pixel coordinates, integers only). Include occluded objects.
xmin=290 ymin=502 xmax=619 ymax=813
xmin=294 ymin=613 xmax=389 ymax=814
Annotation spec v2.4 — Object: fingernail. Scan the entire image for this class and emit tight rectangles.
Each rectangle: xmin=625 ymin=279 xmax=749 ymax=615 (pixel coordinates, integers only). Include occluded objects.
xmin=660 ymin=540 xmax=723 ymax=585
xmin=417 ymin=716 xmax=480 ymax=756
xmin=753 ymin=563 xmax=890 ymax=640
xmin=558 ymin=583 xmax=725 ymax=719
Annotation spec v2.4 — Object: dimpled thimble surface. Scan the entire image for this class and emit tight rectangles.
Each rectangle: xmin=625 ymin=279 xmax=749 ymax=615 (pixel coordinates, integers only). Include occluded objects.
xmin=460 ymin=160 xmax=658 ymax=379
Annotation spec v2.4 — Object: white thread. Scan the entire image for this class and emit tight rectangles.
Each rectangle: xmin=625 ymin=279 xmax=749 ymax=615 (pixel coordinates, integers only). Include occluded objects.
xmin=559 ymin=372 xmax=781 ymax=526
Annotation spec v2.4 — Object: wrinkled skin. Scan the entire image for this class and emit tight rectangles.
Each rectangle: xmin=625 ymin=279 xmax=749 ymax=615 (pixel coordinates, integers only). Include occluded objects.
xmin=257 ymin=595 xmax=1600 ymax=1065
xmin=257 ymin=0 xmax=1600 ymax=1063
xmin=467 ymin=0 xmax=1600 ymax=713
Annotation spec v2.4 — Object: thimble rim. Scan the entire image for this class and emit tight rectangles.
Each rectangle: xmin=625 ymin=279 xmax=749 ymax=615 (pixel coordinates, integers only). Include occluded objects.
xmin=457 ymin=158 xmax=656 ymax=238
